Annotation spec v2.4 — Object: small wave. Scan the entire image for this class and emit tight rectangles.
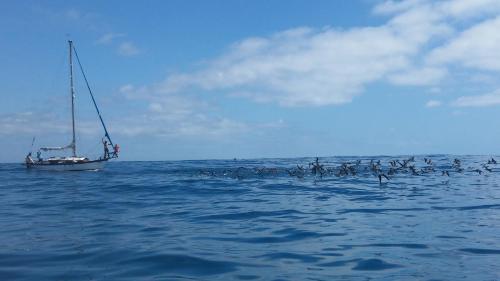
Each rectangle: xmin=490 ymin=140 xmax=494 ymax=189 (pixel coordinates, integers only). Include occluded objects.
xmin=337 ymin=207 xmax=426 ymax=214
xmin=435 ymin=235 xmax=465 ymax=239
xmin=340 ymin=243 xmax=428 ymax=249
xmin=459 ymin=248 xmax=500 ymax=254
xmin=432 ymin=204 xmax=500 ymax=211
xmin=319 ymin=258 xmax=402 ymax=271
xmin=350 ymin=195 xmax=393 ymax=201
xmin=194 ymin=209 xmax=305 ymax=221
xmin=235 ymin=275 xmax=260 ymax=280
xmin=352 ymin=258 xmax=402 ymax=271
xmin=256 ymin=252 xmax=323 ymax=263
xmin=118 ymin=253 xmax=240 ymax=276
xmin=319 ymin=258 xmax=361 ymax=267
xmin=209 ymin=230 xmax=346 ymax=244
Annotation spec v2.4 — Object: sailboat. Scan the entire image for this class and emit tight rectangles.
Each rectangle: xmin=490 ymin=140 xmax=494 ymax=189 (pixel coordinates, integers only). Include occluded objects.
xmin=25 ymin=40 xmax=119 ymax=171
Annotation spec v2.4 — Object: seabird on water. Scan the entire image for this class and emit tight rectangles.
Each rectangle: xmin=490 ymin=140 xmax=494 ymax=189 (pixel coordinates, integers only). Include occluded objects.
xmin=482 ymin=164 xmax=492 ymax=172
xmin=378 ymin=173 xmax=390 ymax=184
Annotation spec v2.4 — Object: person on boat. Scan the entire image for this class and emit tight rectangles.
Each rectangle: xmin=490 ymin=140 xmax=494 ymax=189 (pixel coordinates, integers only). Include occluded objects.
xmin=113 ymin=143 xmax=120 ymax=157
xmin=36 ymin=150 xmax=42 ymax=162
xmin=25 ymin=153 xmax=34 ymax=165
xmin=102 ymin=138 xmax=110 ymax=159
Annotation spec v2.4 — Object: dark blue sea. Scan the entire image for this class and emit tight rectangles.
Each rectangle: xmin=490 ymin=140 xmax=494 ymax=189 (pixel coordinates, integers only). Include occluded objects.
xmin=1 ymin=156 xmax=500 ymax=281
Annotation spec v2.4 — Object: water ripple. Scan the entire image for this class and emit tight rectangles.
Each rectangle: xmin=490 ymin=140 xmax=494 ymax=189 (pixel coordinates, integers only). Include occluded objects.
xmin=459 ymin=248 xmax=500 ymax=255
xmin=1 ymin=156 xmax=500 ymax=280
xmin=194 ymin=209 xmax=306 ymax=221
xmin=117 ymin=253 xmax=240 ymax=276
xmin=352 ymin=259 xmax=402 ymax=271
xmin=337 ymin=207 xmax=427 ymax=214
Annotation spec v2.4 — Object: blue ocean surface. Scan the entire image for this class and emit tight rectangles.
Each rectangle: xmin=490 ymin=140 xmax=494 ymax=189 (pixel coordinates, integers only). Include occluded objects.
xmin=1 ymin=155 xmax=500 ymax=280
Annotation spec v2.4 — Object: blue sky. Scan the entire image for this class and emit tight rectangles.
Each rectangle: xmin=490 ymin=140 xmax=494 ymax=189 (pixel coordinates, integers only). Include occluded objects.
xmin=2 ymin=0 xmax=500 ymax=162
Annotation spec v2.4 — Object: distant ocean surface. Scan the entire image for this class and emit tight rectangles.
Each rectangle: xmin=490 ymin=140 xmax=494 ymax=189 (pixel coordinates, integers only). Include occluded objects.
xmin=1 ymin=156 xmax=500 ymax=281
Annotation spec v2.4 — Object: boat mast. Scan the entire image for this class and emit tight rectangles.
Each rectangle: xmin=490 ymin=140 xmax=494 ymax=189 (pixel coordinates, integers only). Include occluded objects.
xmin=69 ymin=40 xmax=77 ymax=157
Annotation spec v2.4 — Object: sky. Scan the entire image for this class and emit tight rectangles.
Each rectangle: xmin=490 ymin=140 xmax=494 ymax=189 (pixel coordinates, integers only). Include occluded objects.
xmin=2 ymin=0 xmax=500 ymax=162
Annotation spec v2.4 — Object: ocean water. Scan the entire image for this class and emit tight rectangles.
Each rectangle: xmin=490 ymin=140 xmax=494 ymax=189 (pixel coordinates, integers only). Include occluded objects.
xmin=1 ymin=155 xmax=500 ymax=281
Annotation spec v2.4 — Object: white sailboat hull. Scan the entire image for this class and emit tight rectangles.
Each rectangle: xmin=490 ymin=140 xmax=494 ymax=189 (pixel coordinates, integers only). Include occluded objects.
xmin=28 ymin=160 xmax=106 ymax=171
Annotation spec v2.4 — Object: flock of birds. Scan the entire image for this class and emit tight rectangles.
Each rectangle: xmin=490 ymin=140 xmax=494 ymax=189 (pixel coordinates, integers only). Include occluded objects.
xmin=197 ymin=156 xmax=499 ymax=184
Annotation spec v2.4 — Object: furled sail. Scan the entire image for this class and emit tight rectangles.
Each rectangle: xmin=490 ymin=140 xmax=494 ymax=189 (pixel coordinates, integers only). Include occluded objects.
xmin=40 ymin=142 xmax=74 ymax=151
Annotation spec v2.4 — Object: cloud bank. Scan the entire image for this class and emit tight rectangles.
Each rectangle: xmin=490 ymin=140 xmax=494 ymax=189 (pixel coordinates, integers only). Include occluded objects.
xmin=11 ymin=1 xmax=500 ymax=140
xmin=148 ymin=0 xmax=500 ymax=107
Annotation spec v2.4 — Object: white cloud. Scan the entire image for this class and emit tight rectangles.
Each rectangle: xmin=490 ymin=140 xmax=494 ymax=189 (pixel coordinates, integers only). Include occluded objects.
xmin=0 ymin=112 xmax=100 ymax=136
xmin=67 ymin=0 xmax=498 ymax=111
xmin=157 ymin=21 xmax=444 ymax=107
xmin=0 ymin=112 xmax=63 ymax=136
xmin=113 ymin=83 xmax=251 ymax=138
xmin=439 ymin=0 xmax=500 ymax=19
xmin=96 ymin=33 xmax=125 ymax=45
xmin=114 ymin=114 xmax=249 ymax=138
xmin=0 ymin=93 xmax=252 ymax=141
xmin=373 ymin=0 xmax=428 ymax=15
xmin=452 ymin=89 xmax=500 ymax=107
xmin=427 ymin=16 xmax=500 ymax=71
xmin=388 ymin=67 xmax=447 ymax=86
xmin=119 ymin=84 xmax=135 ymax=94
xmin=425 ymin=100 xmax=442 ymax=108
xmin=117 ymin=42 xmax=140 ymax=56
xmin=153 ymin=0 xmax=500 ymax=107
